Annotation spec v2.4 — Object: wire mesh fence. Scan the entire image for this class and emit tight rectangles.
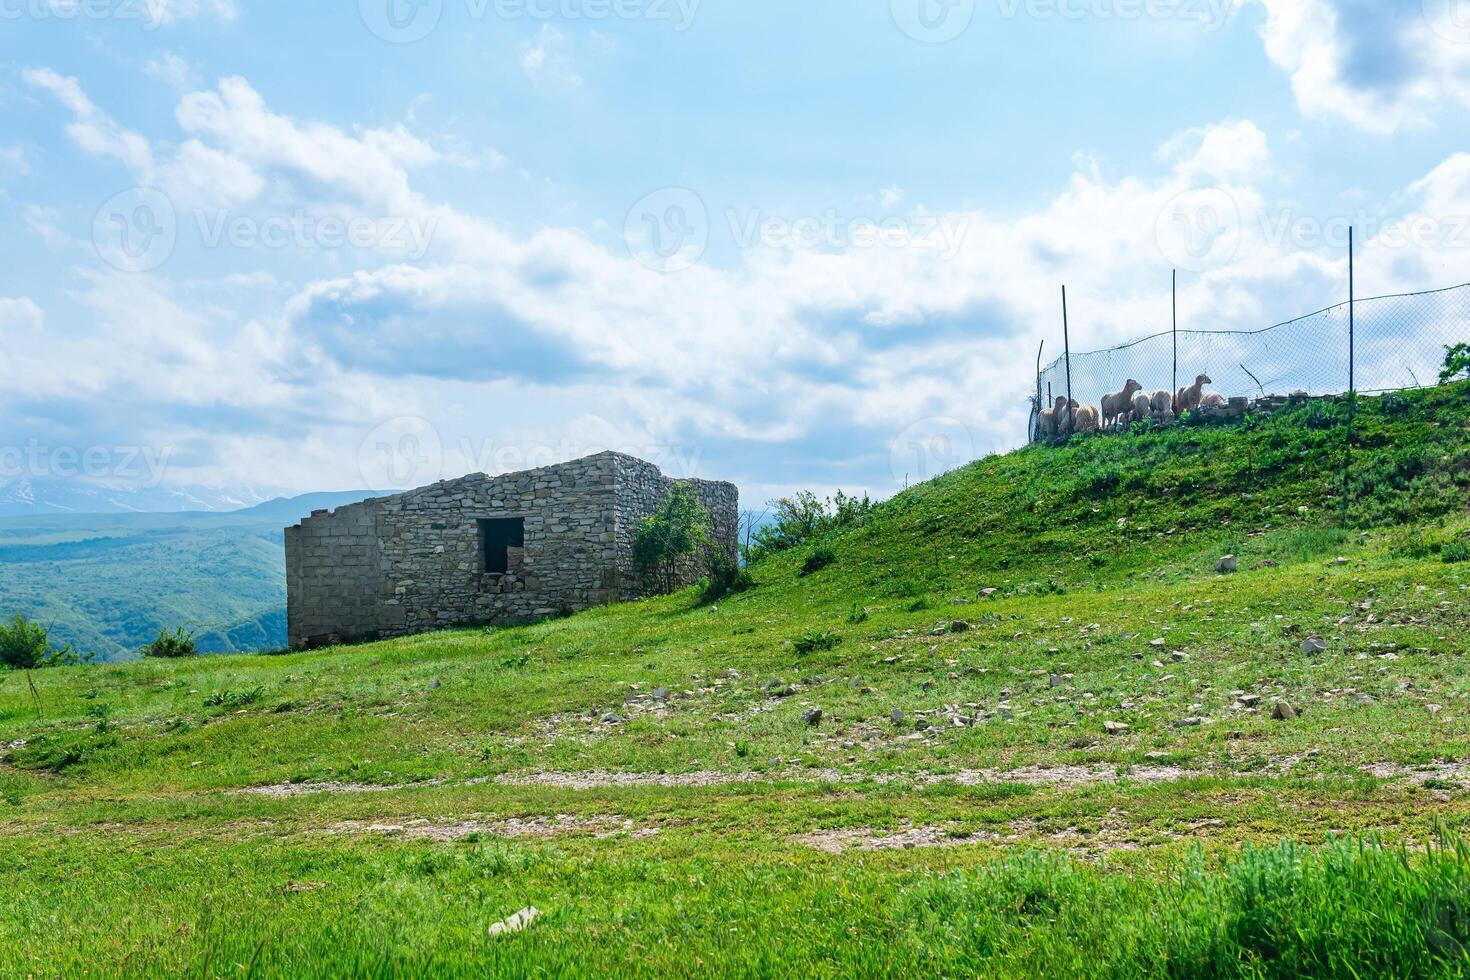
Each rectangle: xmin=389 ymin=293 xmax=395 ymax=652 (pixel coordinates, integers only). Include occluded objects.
xmin=1031 ymin=280 xmax=1470 ymax=442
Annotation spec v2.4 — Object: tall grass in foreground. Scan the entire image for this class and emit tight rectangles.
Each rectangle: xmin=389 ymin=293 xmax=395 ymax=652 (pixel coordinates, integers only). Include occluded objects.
xmin=2 ymin=833 xmax=1469 ymax=976
xmin=902 ymin=835 xmax=1470 ymax=978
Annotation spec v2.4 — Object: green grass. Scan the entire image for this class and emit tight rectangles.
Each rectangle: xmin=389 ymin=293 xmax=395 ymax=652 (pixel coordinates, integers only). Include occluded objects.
xmin=3 ymin=384 xmax=1470 ymax=975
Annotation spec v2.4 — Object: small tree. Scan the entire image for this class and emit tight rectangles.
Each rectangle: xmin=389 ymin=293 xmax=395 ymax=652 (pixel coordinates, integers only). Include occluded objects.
xmin=0 ymin=615 xmax=84 ymax=719
xmin=1441 ymin=343 xmax=1470 ymax=384
xmin=634 ymin=484 xmax=711 ymax=595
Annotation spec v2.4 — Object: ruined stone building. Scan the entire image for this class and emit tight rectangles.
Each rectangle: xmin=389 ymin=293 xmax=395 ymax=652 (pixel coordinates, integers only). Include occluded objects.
xmin=285 ymin=452 xmax=738 ymax=649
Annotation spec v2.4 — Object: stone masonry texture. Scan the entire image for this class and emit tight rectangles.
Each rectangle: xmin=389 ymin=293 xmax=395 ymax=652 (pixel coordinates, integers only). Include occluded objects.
xmin=285 ymin=452 xmax=738 ymax=648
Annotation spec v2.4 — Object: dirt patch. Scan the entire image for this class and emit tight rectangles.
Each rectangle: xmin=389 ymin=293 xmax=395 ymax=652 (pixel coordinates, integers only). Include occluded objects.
xmin=797 ymin=815 xmax=1232 ymax=856
xmin=797 ymin=825 xmax=1009 ymax=854
xmin=329 ymin=814 xmax=654 ymax=841
xmin=1362 ymin=760 xmax=1470 ymax=787
xmin=230 ymin=779 xmax=450 ymax=798
xmin=922 ymin=764 xmax=1199 ymax=788
xmin=496 ymin=765 xmax=1201 ymax=791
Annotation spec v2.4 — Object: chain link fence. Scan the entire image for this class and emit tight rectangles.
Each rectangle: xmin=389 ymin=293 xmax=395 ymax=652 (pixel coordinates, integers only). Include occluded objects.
xmin=1031 ymin=281 xmax=1470 ymax=442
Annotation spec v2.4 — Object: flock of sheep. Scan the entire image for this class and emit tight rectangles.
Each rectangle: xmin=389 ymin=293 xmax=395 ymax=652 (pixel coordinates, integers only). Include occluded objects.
xmin=1036 ymin=373 xmax=1226 ymax=441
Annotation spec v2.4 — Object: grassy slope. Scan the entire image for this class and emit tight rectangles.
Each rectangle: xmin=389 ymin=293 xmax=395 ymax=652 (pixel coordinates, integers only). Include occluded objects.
xmin=3 ymin=385 xmax=1470 ymax=976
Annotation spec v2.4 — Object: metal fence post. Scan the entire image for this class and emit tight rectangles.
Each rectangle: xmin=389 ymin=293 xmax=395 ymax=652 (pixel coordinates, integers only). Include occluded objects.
xmin=1172 ymin=269 xmax=1178 ymax=399
xmin=1349 ymin=226 xmax=1355 ymax=395
xmin=1062 ymin=286 xmax=1074 ymax=432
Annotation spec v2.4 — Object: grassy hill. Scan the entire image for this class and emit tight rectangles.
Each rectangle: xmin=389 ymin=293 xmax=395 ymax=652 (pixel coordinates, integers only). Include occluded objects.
xmin=3 ymin=385 xmax=1470 ymax=976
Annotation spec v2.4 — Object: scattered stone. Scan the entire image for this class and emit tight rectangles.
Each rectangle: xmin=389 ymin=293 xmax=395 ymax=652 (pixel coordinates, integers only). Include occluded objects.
xmin=1334 ymin=557 xmax=1349 ymax=566
xmin=1238 ymin=694 xmax=1260 ymax=707
xmin=1301 ymin=636 xmax=1327 ymax=655
xmin=488 ymin=907 xmax=541 ymax=937
xmin=1271 ymin=701 xmax=1298 ymax=721
xmin=1050 ymin=674 xmax=1064 ymax=689
xmin=1177 ymin=717 xmax=1205 ymax=727
xmin=1104 ymin=721 xmax=1130 ymax=735
xmin=1171 ymin=651 xmax=1189 ymax=663
xmin=891 ymin=709 xmax=905 ymax=726
xmin=1216 ymin=555 xmax=1238 ymax=574
xmin=1150 ymin=638 xmax=1166 ymax=647
xmin=651 ymin=687 xmax=669 ymax=702
xmin=428 ymin=679 xmax=441 ymax=690
xmin=601 ymin=712 xmax=622 ymax=724
xmin=949 ymin=620 xmax=970 ymax=633
xmin=980 ymin=588 xmax=998 ymax=598
xmin=802 ymin=708 xmax=824 ymax=726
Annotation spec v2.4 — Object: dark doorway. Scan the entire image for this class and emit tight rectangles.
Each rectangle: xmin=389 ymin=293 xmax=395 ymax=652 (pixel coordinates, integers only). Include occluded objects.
xmin=478 ymin=518 xmax=525 ymax=575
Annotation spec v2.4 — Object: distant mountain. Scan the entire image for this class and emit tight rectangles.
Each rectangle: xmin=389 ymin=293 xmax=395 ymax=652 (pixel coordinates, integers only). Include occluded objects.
xmin=0 ymin=478 xmax=271 ymax=517
xmin=234 ymin=490 xmax=391 ymax=525
xmin=0 ymin=487 xmax=387 ymax=661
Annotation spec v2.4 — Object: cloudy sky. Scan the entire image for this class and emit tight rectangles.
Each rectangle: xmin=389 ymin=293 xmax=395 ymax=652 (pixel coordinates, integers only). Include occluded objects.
xmin=4 ymin=0 xmax=1470 ymax=506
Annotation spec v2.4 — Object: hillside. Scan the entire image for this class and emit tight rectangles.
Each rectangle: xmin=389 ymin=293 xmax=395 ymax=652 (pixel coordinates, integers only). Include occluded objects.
xmin=0 ymin=491 xmax=381 ymax=660
xmin=3 ymin=385 xmax=1470 ymax=976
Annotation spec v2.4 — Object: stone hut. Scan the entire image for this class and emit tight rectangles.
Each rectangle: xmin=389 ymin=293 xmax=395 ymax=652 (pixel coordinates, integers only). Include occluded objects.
xmin=285 ymin=452 xmax=738 ymax=649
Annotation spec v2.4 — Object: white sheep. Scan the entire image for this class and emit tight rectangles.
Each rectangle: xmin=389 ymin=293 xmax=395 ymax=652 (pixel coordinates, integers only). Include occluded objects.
xmin=1035 ymin=398 xmax=1057 ymax=442
xmin=1100 ymin=380 xmax=1144 ymax=428
xmin=1051 ymin=396 xmax=1075 ymax=439
xmin=1201 ymin=392 xmax=1227 ymax=410
xmin=1131 ymin=392 xmax=1153 ymax=424
xmin=1073 ymin=403 xmax=1100 ymax=433
xmin=1151 ymin=390 xmax=1173 ymax=417
xmin=1175 ymin=374 xmax=1212 ymax=415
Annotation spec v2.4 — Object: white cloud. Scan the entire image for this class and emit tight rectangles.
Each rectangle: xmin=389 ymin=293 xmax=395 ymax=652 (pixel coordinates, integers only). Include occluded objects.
xmin=0 ymin=297 xmax=44 ymax=335
xmin=158 ymin=138 xmax=264 ymax=208
xmin=521 ymin=25 xmax=584 ymax=90
xmin=0 ymin=145 xmax=29 ymax=176
xmin=1247 ymin=0 xmax=1470 ymax=133
xmin=22 ymin=68 xmax=154 ymax=174
xmin=140 ymin=0 xmax=238 ymax=26
xmin=145 ymin=51 xmax=201 ymax=91
xmin=13 ymin=65 xmax=1468 ymax=499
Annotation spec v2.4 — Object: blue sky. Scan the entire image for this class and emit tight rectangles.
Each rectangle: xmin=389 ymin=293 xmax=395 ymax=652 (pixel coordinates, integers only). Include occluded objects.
xmin=4 ymin=0 xmax=1470 ymax=506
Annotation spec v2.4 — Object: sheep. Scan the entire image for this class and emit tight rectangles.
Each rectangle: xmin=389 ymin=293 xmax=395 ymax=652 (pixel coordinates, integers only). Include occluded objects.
xmin=1151 ymin=390 xmax=1173 ymax=416
xmin=1175 ymin=374 xmax=1212 ymax=416
xmin=1051 ymin=396 xmax=1075 ymax=439
xmin=1073 ymin=403 xmax=1100 ymax=433
xmin=1100 ymin=380 xmax=1144 ymax=428
xmin=1130 ymin=392 xmax=1153 ymax=424
xmin=1034 ymin=397 xmax=1057 ymax=442
xmin=1200 ymin=392 xmax=1227 ymax=410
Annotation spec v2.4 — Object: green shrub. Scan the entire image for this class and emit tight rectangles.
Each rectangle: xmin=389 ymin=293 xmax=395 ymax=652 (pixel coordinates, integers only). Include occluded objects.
xmin=634 ymin=484 xmax=711 ymax=595
xmin=800 ymin=547 xmax=836 ymax=577
xmin=702 ymin=549 xmax=753 ymax=602
xmin=1442 ymin=343 xmax=1470 ymax=384
xmin=142 ymin=627 xmax=199 ymax=659
xmin=203 ymin=687 xmax=263 ymax=709
xmin=747 ymin=491 xmax=874 ymax=561
xmin=792 ymin=630 xmax=840 ymax=655
xmin=1443 ymin=538 xmax=1470 ymax=564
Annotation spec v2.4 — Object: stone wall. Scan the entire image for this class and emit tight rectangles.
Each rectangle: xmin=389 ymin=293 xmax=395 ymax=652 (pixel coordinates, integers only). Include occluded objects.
xmin=286 ymin=451 xmax=738 ymax=648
